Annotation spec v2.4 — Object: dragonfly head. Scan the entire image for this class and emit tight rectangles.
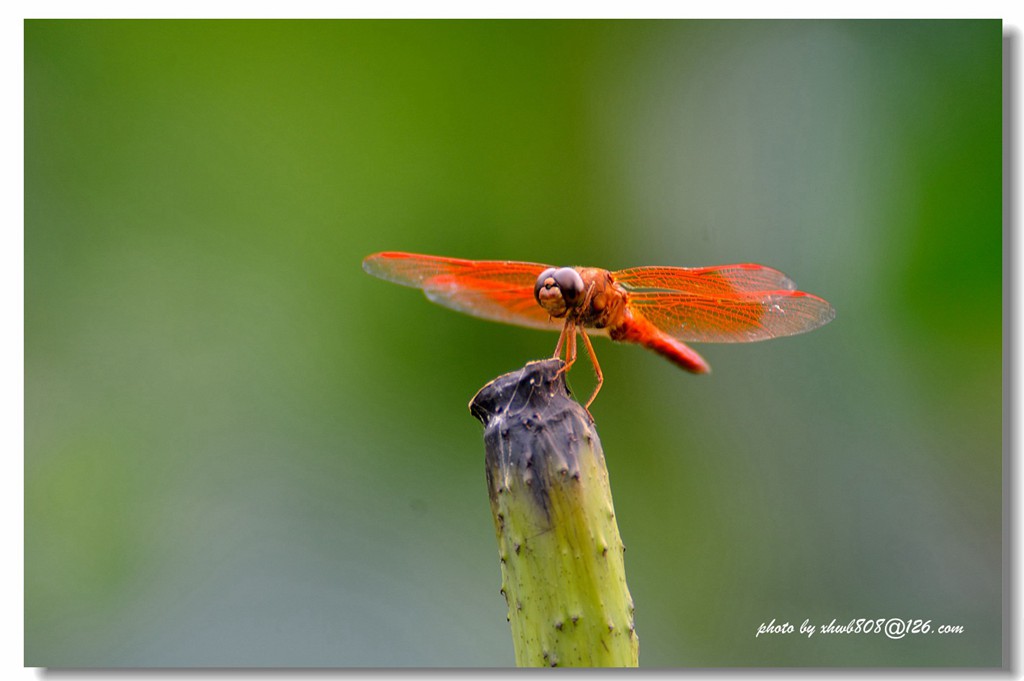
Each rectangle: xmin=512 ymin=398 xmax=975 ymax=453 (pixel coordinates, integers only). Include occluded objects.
xmin=534 ymin=267 xmax=585 ymax=318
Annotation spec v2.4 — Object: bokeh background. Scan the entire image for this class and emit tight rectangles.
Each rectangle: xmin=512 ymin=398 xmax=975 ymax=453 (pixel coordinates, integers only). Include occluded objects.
xmin=25 ymin=20 xmax=1002 ymax=667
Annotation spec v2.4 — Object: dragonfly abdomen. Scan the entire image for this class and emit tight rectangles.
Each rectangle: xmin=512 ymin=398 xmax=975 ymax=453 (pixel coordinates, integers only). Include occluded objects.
xmin=609 ymin=314 xmax=711 ymax=374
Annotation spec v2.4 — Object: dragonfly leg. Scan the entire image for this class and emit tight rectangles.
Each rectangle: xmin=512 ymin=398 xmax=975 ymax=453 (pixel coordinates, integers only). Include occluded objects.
xmin=563 ymin=322 xmax=578 ymax=372
xmin=553 ymin=321 xmax=569 ymax=359
xmin=554 ymin=282 xmax=595 ymax=365
xmin=579 ymin=328 xmax=603 ymax=409
xmin=554 ymin=320 xmax=578 ymax=369
xmin=580 ymin=280 xmax=598 ymax=310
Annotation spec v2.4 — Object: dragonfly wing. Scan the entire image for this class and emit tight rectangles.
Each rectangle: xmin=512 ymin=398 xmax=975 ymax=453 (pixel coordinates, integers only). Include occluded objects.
xmin=626 ymin=289 xmax=836 ymax=343
xmin=362 ymin=251 xmax=562 ymax=331
xmin=613 ymin=264 xmax=798 ymax=294
xmin=613 ymin=264 xmax=833 ymax=342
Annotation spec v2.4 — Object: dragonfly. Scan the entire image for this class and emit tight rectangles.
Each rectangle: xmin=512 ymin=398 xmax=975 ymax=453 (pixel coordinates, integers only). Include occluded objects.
xmin=362 ymin=251 xmax=835 ymax=408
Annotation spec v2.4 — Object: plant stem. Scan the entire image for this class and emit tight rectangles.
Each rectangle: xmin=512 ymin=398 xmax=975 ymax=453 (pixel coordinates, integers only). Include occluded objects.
xmin=469 ymin=358 xmax=638 ymax=667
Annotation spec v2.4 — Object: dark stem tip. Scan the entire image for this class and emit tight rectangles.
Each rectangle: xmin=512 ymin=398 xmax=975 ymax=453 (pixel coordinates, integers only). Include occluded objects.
xmin=469 ymin=358 xmax=571 ymax=426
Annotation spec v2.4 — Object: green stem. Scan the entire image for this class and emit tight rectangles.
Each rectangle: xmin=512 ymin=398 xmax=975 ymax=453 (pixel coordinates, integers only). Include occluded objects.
xmin=470 ymin=359 xmax=638 ymax=668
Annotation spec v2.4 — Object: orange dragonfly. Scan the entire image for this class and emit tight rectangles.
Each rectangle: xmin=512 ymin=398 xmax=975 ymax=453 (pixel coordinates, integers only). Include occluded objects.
xmin=362 ymin=251 xmax=835 ymax=407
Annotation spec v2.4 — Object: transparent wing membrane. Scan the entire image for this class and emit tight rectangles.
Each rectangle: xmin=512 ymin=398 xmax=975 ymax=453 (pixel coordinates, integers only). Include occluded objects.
xmin=363 ymin=252 xmax=561 ymax=331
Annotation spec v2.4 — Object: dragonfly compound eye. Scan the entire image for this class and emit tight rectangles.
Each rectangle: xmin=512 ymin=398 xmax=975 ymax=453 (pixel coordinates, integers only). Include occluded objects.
xmin=553 ymin=268 xmax=585 ymax=306
xmin=534 ymin=268 xmax=558 ymax=305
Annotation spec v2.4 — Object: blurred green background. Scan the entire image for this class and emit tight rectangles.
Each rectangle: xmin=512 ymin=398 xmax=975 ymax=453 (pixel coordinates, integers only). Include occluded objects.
xmin=25 ymin=20 xmax=1002 ymax=667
